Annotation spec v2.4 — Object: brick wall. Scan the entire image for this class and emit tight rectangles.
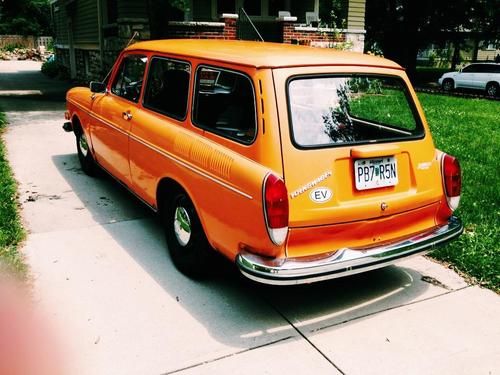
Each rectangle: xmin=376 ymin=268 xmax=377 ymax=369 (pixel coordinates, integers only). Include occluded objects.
xmin=223 ymin=16 xmax=237 ymax=40
xmin=167 ymin=23 xmax=225 ymax=39
xmin=282 ymin=23 xmax=345 ymax=46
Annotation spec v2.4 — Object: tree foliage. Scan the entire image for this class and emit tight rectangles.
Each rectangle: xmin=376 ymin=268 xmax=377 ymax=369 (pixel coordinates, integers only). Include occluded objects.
xmin=0 ymin=0 xmax=52 ymax=36
xmin=365 ymin=0 xmax=500 ymax=77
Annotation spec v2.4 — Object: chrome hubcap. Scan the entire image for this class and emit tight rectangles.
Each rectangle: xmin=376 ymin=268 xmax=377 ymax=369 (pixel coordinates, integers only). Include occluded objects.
xmin=487 ymin=86 xmax=496 ymax=96
xmin=174 ymin=206 xmax=191 ymax=246
xmin=79 ymin=133 xmax=89 ymax=157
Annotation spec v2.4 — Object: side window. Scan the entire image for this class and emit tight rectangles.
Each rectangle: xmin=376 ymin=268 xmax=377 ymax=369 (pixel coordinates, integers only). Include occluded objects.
xmin=111 ymin=54 xmax=147 ymax=102
xmin=462 ymin=65 xmax=477 ymax=73
xmin=143 ymin=57 xmax=191 ymax=120
xmin=475 ymin=64 xmax=487 ymax=73
xmin=193 ymin=66 xmax=256 ymax=144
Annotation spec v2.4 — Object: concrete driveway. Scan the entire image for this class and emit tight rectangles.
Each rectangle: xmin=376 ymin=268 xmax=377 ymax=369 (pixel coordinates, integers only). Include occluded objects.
xmin=1 ymin=60 xmax=499 ymax=375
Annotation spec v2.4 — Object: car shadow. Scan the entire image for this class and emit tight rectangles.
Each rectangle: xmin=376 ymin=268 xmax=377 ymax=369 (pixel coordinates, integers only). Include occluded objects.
xmin=52 ymin=152 xmax=432 ymax=348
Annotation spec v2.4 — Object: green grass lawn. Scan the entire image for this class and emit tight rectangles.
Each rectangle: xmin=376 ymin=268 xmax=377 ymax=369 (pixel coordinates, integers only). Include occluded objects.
xmin=0 ymin=110 xmax=26 ymax=277
xmin=418 ymin=93 xmax=500 ymax=292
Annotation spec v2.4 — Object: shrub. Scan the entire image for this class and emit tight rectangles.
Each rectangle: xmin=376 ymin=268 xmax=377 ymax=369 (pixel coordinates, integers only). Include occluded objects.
xmin=1 ymin=43 xmax=24 ymax=53
xmin=41 ymin=59 xmax=59 ymax=78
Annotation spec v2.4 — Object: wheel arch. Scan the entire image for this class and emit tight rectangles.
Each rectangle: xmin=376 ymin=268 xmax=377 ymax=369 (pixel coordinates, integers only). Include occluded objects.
xmin=71 ymin=114 xmax=83 ymax=135
xmin=486 ymin=81 xmax=499 ymax=96
xmin=156 ymin=176 xmax=214 ymax=247
xmin=443 ymin=77 xmax=455 ymax=88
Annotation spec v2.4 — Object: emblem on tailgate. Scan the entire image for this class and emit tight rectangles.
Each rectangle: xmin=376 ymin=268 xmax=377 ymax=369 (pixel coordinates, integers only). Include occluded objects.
xmin=290 ymin=171 xmax=332 ymax=199
xmin=310 ymin=188 xmax=333 ymax=203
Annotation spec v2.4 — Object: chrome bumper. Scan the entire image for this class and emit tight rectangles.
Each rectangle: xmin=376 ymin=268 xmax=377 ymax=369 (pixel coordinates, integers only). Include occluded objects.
xmin=237 ymin=217 xmax=463 ymax=285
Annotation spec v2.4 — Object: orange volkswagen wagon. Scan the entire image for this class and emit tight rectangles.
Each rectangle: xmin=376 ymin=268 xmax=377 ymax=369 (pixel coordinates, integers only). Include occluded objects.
xmin=64 ymin=40 xmax=463 ymax=285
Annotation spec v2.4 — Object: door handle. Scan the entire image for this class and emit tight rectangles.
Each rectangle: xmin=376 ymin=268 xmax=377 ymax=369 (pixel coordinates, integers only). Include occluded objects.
xmin=122 ymin=111 xmax=133 ymax=121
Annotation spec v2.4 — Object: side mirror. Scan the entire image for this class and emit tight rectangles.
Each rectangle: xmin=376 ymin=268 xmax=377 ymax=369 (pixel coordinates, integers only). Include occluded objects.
xmin=90 ymin=81 xmax=106 ymax=93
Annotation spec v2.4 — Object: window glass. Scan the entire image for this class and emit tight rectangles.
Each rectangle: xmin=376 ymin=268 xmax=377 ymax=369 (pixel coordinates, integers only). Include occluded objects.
xmin=143 ymin=57 xmax=191 ymax=120
xmin=288 ymin=75 xmax=422 ymax=148
xmin=243 ymin=0 xmax=261 ymax=15
xmin=193 ymin=67 xmax=256 ymax=144
xmin=462 ymin=65 xmax=478 ymax=73
xmin=217 ymin=0 xmax=235 ymax=14
xmin=111 ymin=55 xmax=147 ymax=102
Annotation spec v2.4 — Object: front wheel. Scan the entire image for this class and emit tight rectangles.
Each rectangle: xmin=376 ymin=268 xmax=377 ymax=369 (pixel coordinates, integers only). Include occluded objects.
xmin=76 ymin=129 xmax=98 ymax=176
xmin=164 ymin=191 xmax=215 ymax=278
xmin=442 ymin=79 xmax=454 ymax=92
xmin=486 ymin=82 xmax=499 ymax=97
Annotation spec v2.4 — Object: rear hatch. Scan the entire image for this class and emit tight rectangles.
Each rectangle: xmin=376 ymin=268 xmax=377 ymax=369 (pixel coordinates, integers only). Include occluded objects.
xmin=272 ymin=66 xmax=444 ymax=254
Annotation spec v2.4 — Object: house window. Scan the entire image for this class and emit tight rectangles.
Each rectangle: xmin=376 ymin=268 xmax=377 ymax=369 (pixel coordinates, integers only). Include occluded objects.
xmin=269 ymin=0 xmax=286 ymax=17
xmin=242 ymin=0 xmax=261 ymax=15
xmin=143 ymin=57 xmax=191 ymax=121
xmin=217 ymin=0 xmax=235 ymax=14
xmin=193 ymin=66 xmax=257 ymax=144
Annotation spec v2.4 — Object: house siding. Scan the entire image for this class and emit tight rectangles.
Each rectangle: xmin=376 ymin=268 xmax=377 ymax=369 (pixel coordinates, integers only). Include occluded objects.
xmin=117 ymin=1 xmax=148 ymax=19
xmin=73 ymin=0 xmax=99 ymax=45
xmin=53 ymin=2 xmax=69 ymax=45
xmin=347 ymin=0 xmax=365 ymax=30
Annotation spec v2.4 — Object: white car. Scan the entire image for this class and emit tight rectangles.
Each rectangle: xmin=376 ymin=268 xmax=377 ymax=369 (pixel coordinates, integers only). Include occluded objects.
xmin=438 ymin=63 xmax=500 ymax=97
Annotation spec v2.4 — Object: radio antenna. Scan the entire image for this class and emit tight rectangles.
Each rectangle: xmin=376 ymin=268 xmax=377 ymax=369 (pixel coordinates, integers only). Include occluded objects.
xmin=101 ymin=31 xmax=140 ymax=83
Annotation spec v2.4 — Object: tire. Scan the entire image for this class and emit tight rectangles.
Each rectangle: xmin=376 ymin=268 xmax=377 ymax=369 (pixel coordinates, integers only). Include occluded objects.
xmin=164 ymin=190 xmax=215 ymax=279
xmin=442 ymin=79 xmax=454 ymax=92
xmin=486 ymin=82 xmax=499 ymax=98
xmin=75 ymin=124 xmax=98 ymax=176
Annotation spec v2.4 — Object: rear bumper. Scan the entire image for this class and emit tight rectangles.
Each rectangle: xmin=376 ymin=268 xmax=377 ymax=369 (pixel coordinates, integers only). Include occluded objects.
xmin=236 ymin=216 xmax=463 ymax=285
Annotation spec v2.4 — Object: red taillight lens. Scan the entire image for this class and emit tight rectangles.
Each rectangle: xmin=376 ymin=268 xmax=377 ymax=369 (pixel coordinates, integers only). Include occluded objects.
xmin=442 ymin=154 xmax=461 ymax=210
xmin=264 ymin=174 xmax=289 ymax=245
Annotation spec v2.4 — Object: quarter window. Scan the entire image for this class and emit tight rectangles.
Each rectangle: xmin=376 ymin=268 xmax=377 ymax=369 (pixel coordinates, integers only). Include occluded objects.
xmin=111 ymin=55 xmax=147 ymax=103
xmin=143 ymin=57 xmax=191 ymax=120
xmin=193 ymin=66 xmax=257 ymax=144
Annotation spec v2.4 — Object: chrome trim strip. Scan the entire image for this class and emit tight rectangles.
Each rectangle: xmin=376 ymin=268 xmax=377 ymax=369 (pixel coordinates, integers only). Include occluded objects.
xmin=68 ymin=99 xmax=253 ymax=200
xmin=236 ymin=216 xmax=463 ymax=285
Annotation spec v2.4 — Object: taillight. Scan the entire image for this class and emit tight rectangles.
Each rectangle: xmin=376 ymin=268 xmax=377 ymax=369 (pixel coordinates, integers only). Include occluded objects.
xmin=442 ymin=153 xmax=461 ymax=211
xmin=263 ymin=173 xmax=289 ymax=245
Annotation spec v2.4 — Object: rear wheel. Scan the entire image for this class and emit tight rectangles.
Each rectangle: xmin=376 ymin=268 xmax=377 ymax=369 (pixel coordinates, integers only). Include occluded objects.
xmin=75 ymin=122 xmax=98 ymax=176
xmin=442 ymin=79 xmax=454 ymax=92
xmin=486 ymin=82 xmax=499 ymax=97
xmin=164 ymin=190 xmax=214 ymax=278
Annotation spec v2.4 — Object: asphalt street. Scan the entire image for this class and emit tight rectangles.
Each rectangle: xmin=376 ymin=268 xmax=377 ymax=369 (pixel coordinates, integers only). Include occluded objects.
xmin=1 ymin=60 xmax=499 ymax=375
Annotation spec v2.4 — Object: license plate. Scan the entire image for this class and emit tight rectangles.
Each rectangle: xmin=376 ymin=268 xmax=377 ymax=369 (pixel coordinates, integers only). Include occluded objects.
xmin=354 ymin=156 xmax=398 ymax=190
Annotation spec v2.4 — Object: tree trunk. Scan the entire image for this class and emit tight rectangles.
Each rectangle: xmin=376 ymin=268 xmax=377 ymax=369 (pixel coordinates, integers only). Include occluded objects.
xmin=451 ymin=40 xmax=461 ymax=70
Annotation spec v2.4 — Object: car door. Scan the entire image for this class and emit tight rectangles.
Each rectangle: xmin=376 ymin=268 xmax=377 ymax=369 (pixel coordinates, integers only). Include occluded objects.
xmin=470 ymin=64 xmax=488 ymax=90
xmin=90 ymin=54 xmax=147 ymax=186
xmin=455 ymin=65 xmax=477 ymax=88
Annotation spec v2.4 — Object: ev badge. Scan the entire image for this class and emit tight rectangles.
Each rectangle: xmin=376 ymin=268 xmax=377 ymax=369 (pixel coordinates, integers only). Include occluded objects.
xmin=309 ymin=187 xmax=332 ymax=203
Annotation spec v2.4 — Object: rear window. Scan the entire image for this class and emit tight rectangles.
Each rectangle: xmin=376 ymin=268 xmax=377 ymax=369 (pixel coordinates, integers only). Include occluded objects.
xmin=287 ymin=75 xmax=424 ymax=148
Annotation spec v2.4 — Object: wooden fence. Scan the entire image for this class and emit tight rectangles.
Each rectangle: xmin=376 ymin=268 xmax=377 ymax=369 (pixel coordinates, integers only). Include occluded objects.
xmin=0 ymin=35 xmax=53 ymax=49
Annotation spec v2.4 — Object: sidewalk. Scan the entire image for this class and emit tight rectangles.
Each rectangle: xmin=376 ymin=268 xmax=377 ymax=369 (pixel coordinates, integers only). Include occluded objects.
xmin=1 ymin=60 xmax=499 ymax=375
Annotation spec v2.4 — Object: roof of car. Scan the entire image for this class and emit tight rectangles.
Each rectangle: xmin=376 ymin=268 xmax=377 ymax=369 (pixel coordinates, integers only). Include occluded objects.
xmin=126 ymin=39 xmax=403 ymax=70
